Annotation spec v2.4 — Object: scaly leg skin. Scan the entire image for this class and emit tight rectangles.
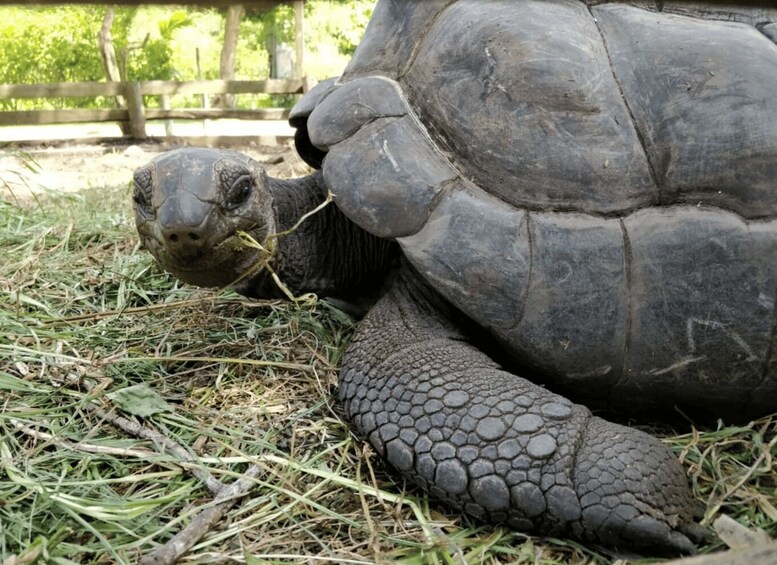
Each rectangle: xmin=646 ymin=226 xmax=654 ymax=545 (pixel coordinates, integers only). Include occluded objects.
xmin=340 ymin=266 xmax=700 ymax=555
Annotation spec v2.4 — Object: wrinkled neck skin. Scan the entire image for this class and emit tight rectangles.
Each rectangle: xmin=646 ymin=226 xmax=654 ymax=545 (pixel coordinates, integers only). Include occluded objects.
xmin=236 ymin=170 xmax=398 ymax=315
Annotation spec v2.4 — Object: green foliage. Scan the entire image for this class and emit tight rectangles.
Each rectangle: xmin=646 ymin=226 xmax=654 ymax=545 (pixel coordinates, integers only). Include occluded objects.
xmin=121 ymin=11 xmax=193 ymax=82
xmin=328 ymin=2 xmax=373 ymax=56
xmin=124 ymin=10 xmax=193 ymax=82
xmin=302 ymin=0 xmax=374 ymax=78
xmin=0 ymin=1 xmax=374 ymax=112
xmin=0 ymin=7 xmax=105 ymax=109
xmin=158 ymin=10 xmax=192 ymax=41
xmin=251 ymin=4 xmax=296 ymax=47
xmin=0 ymin=6 xmax=191 ymax=109
xmin=125 ymin=37 xmax=176 ymax=82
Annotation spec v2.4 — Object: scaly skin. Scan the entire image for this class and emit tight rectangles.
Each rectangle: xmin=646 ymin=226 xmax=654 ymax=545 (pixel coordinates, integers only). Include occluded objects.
xmin=340 ymin=264 xmax=700 ymax=555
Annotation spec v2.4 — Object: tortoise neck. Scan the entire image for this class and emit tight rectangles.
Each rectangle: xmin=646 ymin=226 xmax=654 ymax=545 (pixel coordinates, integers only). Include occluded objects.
xmin=239 ymin=171 xmax=397 ymax=311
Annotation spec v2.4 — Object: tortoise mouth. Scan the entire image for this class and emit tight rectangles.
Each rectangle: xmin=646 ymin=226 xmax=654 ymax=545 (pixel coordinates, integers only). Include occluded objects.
xmin=144 ymin=230 xmax=268 ymax=288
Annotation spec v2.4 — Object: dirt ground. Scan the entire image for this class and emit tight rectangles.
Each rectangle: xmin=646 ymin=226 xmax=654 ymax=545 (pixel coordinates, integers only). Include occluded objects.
xmin=0 ymin=139 xmax=306 ymax=200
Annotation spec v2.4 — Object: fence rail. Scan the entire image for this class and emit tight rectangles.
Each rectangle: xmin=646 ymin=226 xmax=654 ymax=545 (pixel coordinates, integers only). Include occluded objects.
xmin=0 ymin=78 xmax=312 ymax=139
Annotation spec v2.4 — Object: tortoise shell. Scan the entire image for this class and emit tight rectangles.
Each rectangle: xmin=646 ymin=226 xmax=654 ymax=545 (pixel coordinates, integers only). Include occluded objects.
xmin=291 ymin=0 xmax=777 ymax=418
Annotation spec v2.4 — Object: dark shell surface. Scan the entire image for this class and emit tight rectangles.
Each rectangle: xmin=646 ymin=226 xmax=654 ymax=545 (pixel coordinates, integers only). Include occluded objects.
xmin=306 ymin=0 xmax=777 ymax=416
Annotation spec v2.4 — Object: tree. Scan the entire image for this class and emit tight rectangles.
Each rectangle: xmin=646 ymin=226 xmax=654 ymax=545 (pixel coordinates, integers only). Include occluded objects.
xmin=218 ymin=4 xmax=244 ymax=108
xmin=97 ymin=8 xmax=130 ymax=132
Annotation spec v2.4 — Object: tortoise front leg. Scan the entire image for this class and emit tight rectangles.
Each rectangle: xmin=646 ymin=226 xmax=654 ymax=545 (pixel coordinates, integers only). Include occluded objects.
xmin=340 ymin=266 xmax=700 ymax=555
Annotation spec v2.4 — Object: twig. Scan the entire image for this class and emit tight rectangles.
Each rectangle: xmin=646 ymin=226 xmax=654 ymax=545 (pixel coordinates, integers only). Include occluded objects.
xmin=138 ymin=464 xmax=263 ymax=565
xmin=269 ymin=191 xmax=333 ymax=240
xmin=231 ymin=192 xmax=333 ymax=302
xmin=9 ymin=418 xmax=156 ymax=459
xmin=87 ymin=405 xmax=224 ymax=496
xmin=85 ymin=402 xmax=266 ymax=564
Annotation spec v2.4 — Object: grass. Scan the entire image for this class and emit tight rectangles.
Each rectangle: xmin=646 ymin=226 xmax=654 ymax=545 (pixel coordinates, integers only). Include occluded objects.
xmin=0 ymin=161 xmax=775 ymax=564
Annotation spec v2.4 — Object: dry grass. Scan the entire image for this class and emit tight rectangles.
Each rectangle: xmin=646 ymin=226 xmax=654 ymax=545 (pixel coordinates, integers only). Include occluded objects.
xmin=0 ymin=150 xmax=774 ymax=564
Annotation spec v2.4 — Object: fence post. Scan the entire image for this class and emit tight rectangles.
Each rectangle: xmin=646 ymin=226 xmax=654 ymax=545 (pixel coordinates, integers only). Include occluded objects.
xmin=160 ymin=94 xmax=173 ymax=136
xmin=125 ymin=81 xmax=147 ymax=139
xmin=302 ymin=76 xmax=317 ymax=94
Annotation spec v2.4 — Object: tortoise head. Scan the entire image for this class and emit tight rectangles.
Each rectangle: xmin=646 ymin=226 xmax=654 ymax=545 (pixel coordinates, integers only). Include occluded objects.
xmin=133 ymin=147 xmax=275 ymax=288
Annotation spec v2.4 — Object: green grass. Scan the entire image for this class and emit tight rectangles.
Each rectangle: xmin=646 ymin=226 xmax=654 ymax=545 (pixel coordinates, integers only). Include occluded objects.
xmin=0 ymin=174 xmax=775 ymax=564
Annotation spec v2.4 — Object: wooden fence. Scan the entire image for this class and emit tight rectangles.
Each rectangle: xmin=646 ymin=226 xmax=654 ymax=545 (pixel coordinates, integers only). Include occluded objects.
xmin=0 ymin=77 xmax=314 ymax=140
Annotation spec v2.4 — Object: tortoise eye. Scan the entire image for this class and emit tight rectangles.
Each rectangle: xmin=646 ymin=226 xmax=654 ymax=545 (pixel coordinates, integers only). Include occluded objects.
xmin=225 ymin=175 xmax=253 ymax=211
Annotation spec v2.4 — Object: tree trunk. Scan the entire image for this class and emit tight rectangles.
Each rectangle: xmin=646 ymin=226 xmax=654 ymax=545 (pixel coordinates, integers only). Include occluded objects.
xmin=218 ymin=4 xmax=244 ymax=109
xmin=97 ymin=7 xmax=130 ymax=134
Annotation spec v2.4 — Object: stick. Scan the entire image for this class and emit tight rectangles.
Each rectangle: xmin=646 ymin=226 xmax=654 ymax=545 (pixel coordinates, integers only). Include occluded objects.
xmin=138 ymin=465 xmax=263 ymax=565
xmin=88 ymin=405 xmax=224 ymax=496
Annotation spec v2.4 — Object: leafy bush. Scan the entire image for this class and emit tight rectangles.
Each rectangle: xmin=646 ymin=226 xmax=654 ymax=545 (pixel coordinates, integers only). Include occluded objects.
xmin=0 ymin=7 xmax=106 ymax=109
xmin=0 ymin=6 xmax=186 ymax=110
xmin=123 ymin=11 xmax=194 ymax=82
xmin=0 ymin=1 xmax=374 ymax=112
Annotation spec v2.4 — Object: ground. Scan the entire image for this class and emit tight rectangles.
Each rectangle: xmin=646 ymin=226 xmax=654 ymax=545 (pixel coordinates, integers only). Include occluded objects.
xmin=0 ymin=137 xmax=302 ymax=200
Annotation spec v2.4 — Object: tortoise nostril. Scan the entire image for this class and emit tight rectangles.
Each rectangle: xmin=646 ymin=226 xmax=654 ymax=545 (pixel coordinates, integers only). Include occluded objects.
xmin=164 ymin=230 xmax=203 ymax=247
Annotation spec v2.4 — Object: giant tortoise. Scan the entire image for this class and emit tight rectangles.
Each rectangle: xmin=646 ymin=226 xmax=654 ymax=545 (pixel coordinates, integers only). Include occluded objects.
xmin=133 ymin=0 xmax=777 ymax=555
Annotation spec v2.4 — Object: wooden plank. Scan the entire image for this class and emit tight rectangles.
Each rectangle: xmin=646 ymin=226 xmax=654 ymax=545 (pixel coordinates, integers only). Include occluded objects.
xmin=0 ymin=82 xmax=124 ymax=98
xmin=145 ymin=108 xmax=290 ymax=120
xmin=0 ymin=107 xmax=290 ymax=126
xmin=0 ymin=79 xmax=304 ymax=100
xmin=0 ymin=109 xmax=128 ymax=126
xmin=6 ymin=134 xmax=293 ymax=149
xmin=138 ymin=79 xmax=304 ymax=96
